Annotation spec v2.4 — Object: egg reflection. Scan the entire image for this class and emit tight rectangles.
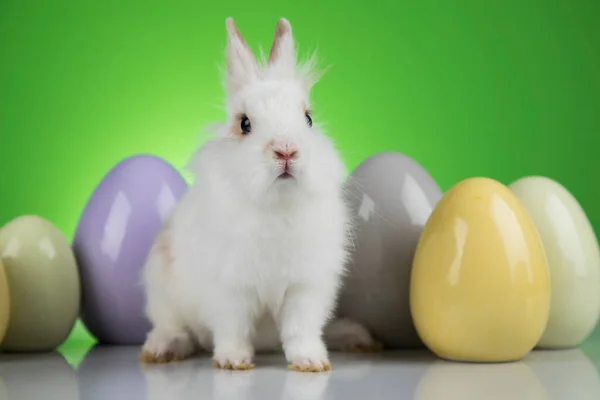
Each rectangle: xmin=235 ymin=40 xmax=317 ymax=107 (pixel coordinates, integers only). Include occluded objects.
xmin=414 ymin=348 xmax=600 ymax=400
xmin=77 ymin=345 xmax=147 ymax=400
xmin=414 ymin=358 xmax=547 ymax=399
xmin=327 ymin=351 xmax=434 ymax=399
xmin=527 ymin=349 xmax=600 ymax=400
xmin=0 ymin=351 xmax=79 ymax=400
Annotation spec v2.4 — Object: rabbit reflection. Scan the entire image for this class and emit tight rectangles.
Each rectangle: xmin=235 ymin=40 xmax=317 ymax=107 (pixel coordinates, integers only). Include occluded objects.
xmin=142 ymin=358 xmax=332 ymax=400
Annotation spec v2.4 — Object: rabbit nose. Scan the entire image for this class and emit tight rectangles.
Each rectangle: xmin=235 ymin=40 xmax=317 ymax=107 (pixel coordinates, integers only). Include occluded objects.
xmin=273 ymin=148 xmax=298 ymax=160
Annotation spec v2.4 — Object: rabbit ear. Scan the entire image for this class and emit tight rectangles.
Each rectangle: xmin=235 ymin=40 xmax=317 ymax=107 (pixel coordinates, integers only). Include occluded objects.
xmin=268 ymin=18 xmax=296 ymax=70
xmin=226 ymin=18 xmax=258 ymax=92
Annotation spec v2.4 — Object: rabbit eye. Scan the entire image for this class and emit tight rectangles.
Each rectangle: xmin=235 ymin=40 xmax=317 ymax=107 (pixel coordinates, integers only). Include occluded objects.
xmin=240 ymin=116 xmax=252 ymax=134
xmin=305 ymin=111 xmax=313 ymax=127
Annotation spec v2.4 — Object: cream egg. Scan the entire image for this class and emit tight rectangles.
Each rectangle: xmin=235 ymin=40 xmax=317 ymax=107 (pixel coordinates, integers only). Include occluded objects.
xmin=510 ymin=176 xmax=600 ymax=348
xmin=0 ymin=215 xmax=80 ymax=352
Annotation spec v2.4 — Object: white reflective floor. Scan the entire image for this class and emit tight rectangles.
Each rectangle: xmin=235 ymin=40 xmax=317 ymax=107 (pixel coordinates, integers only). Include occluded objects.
xmin=1 ymin=343 xmax=600 ymax=399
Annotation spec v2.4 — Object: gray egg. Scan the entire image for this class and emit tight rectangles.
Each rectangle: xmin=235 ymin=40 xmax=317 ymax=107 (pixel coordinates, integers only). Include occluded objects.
xmin=338 ymin=152 xmax=443 ymax=348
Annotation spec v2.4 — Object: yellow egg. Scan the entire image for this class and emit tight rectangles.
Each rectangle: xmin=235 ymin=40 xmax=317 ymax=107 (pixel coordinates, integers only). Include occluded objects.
xmin=0 ymin=260 xmax=8 ymax=344
xmin=0 ymin=215 xmax=81 ymax=352
xmin=410 ymin=177 xmax=551 ymax=362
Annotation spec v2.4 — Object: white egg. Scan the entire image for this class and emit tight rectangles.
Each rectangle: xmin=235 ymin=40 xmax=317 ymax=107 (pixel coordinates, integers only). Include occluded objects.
xmin=510 ymin=176 xmax=600 ymax=348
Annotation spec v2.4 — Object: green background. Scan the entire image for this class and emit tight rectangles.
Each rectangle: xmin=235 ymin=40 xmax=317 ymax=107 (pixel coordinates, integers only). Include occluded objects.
xmin=1 ymin=0 xmax=599 ymax=360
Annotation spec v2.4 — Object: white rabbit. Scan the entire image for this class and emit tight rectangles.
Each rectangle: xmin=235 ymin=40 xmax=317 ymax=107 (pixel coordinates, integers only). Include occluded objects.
xmin=140 ymin=17 xmax=380 ymax=372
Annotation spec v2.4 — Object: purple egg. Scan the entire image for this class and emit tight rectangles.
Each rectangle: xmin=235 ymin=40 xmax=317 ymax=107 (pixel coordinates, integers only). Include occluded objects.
xmin=73 ymin=154 xmax=187 ymax=345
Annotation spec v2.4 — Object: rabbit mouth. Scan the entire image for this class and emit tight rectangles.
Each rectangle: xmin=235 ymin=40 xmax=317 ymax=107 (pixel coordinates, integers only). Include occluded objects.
xmin=278 ymin=171 xmax=294 ymax=179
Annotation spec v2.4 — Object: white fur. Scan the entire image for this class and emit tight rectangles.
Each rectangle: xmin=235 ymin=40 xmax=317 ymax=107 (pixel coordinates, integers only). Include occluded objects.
xmin=141 ymin=17 xmax=376 ymax=369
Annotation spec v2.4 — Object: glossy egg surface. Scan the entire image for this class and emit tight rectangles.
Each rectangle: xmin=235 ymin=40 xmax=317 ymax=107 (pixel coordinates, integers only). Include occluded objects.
xmin=338 ymin=152 xmax=443 ymax=348
xmin=73 ymin=154 xmax=187 ymax=345
xmin=510 ymin=176 xmax=600 ymax=348
xmin=410 ymin=177 xmax=550 ymax=362
xmin=0 ymin=215 xmax=80 ymax=352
